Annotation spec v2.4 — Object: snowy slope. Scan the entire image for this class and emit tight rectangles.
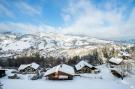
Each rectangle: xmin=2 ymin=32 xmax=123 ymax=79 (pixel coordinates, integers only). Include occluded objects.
xmin=0 ymin=32 xmax=113 ymax=58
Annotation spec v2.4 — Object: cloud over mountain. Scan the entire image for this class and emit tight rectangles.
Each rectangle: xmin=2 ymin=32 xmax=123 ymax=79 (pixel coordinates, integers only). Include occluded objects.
xmin=0 ymin=0 xmax=135 ymax=39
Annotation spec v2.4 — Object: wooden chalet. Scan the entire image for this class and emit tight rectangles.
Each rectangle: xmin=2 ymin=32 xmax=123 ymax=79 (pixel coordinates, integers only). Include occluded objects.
xmin=75 ymin=60 xmax=99 ymax=74
xmin=44 ymin=64 xmax=75 ymax=80
xmin=0 ymin=67 xmax=6 ymax=78
xmin=18 ymin=62 xmax=40 ymax=74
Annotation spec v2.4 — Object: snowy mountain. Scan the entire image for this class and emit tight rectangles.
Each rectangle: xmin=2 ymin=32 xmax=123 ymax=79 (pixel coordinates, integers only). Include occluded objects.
xmin=116 ymin=39 xmax=135 ymax=44
xmin=0 ymin=32 xmax=116 ymax=58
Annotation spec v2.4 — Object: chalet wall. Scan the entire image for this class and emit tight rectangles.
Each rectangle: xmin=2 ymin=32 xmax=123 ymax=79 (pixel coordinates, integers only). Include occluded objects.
xmin=46 ymin=71 xmax=73 ymax=80
xmin=76 ymin=66 xmax=98 ymax=74
xmin=19 ymin=66 xmax=38 ymax=74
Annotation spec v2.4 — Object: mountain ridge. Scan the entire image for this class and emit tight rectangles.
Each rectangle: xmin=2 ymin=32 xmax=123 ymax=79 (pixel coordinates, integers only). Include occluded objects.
xmin=0 ymin=32 xmax=133 ymax=59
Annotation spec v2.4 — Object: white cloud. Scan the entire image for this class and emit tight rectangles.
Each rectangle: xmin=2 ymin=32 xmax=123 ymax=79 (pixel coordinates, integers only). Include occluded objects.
xmin=0 ymin=1 xmax=42 ymax=18
xmin=0 ymin=3 xmax=14 ymax=17
xmin=0 ymin=0 xmax=134 ymax=40
xmin=16 ymin=2 xmax=41 ymax=16
xmin=61 ymin=0 xmax=135 ymax=39
xmin=61 ymin=14 xmax=71 ymax=23
xmin=0 ymin=22 xmax=57 ymax=34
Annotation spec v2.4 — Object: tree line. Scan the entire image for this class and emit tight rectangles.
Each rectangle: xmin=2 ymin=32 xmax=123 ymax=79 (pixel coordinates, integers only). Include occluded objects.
xmin=0 ymin=50 xmax=104 ymax=68
xmin=1 ymin=45 xmax=135 ymax=68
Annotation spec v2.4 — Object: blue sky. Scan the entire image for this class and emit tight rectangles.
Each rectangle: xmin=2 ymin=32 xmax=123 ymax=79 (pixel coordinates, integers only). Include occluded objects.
xmin=0 ymin=0 xmax=135 ymax=39
xmin=0 ymin=0 xmax=69 ymax=26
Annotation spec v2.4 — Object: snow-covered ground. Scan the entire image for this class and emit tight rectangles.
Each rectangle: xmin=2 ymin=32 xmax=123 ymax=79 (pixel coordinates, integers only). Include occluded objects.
xmin=1 ymin=65 xmax=135 ymax=89
xmin=1 ymin=77 xmax=131 ymax=89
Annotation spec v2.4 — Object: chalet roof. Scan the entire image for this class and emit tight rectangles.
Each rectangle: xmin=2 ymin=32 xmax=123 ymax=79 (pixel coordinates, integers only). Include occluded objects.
xmin=75 ymin=60 xmax=93 ymax=70
xmin=31 ymin=62 xmax=40 ymax=69
xmin=118 ymin=51 xmax=131 ymax=57
xmin=109 ymin=57 xmax=123 ymax=64
xmin=18 ymin=62 xmax=39 ymax=70
xmin=44 ymin=64 xmax=75 ymax=76
xmin=18 ymin=65 xmax=28 ymax=70
xmin=121 ymin=52 xmax=131 ymax=57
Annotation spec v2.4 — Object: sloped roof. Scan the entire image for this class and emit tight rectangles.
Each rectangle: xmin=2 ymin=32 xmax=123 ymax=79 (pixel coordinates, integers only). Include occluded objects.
xmin=75 ymin=60 xmax=93 ymax=70
xmin=18 ymin=64 xmax=28 ymax=70
xmin=119 ymin=51 xmax=131 ymax=57
xmin=109 ymin=57 xmax=123 ymax=64
xmin=18 ymin=62 xmax=39 ymax=70
xmin=31 ymin=62 xmax=40 ymax=69
xmin=44 ymin=64 xmax=75 ymax=76
xmin=121 ymin=52 xmax=131 ymax=57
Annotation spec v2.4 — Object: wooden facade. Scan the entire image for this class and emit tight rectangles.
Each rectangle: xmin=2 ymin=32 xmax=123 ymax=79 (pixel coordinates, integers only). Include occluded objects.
xmin=19 ymin=66 xmax=39 ymax=74
xmin=45 ymin=64 xmax=75 ymax=80
xmin=46 ymin=71 xmax=73 ymax=80
xmin=75 ymin=66 xmax=98 ymax=74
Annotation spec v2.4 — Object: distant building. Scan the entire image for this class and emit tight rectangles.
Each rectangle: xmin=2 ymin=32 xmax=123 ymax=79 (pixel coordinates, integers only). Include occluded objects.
xmin=121 ymin=51 xmax=131 ymax=59
xmin=0 ymin=67 xmax=6 ymax=78
xmin=18 ymin=62 xmax=40 ymax=74
xmin=75 ymin=60 xmax=99 ymax=74
xmin=44 ymin=64 xmax=75 ymax=80
xmin=109 ymin=57 xmax=123 ymax=65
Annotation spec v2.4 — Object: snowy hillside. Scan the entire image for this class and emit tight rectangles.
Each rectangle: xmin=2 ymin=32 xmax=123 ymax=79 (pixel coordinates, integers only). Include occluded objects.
xmin=0 ymin=32 xmax=113 ymax=58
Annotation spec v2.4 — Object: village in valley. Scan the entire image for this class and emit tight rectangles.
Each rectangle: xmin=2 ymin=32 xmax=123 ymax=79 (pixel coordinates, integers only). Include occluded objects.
xmin=0 ymin=48 xmax=135 ymax=89
xmin=0 ymin=0 xmax=135 ymax=89
xmin=0 ymin=32 xmax=135 ymax=89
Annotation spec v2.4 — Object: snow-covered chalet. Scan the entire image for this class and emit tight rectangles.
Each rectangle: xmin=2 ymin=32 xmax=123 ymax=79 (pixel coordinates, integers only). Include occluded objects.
xmin=75 ymin=60 xmax=99 ymax=74
xmin=44 ymin=64 xmax=75 ymax=80
xmin=18 ymin=62 xmax=40 ymax=74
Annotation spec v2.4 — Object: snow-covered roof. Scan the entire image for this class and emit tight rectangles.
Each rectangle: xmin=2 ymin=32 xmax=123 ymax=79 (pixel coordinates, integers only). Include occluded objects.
xmin=18 ymin=62 xmax=39 ymax=70
xmin=18 ymin=64 xmax=28 ymax=70
xmin=118 ymin=51 xmax=131 ymax=57
xmin=75 ymin=60 xmax=93 ymax=70
xmin=31 ymin=62 xmax=40 ymax=69
xmin=44 ymin=64 xmax=75 ymax=76
xmin=109 ymin=57 xmax=123 ymax=64
xmin=121 ymin=52 xmax=131 ymax=57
